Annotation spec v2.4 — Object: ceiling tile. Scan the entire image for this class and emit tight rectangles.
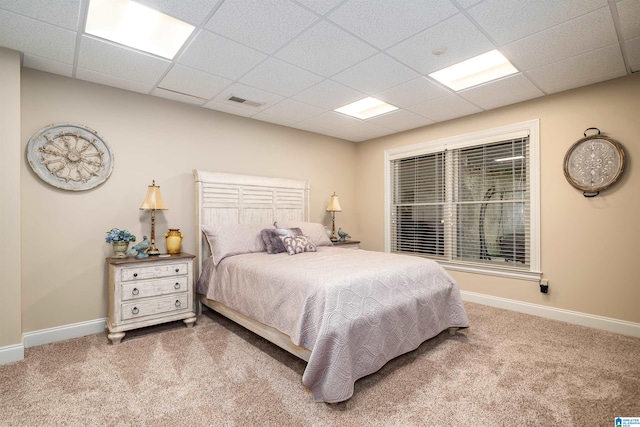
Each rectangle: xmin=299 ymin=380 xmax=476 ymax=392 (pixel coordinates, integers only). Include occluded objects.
xmin=325 ymin=120 xmax=396 ymax=142
xmin=137 ymin=0 xmax=222 ymax=25
xmin=22 ymin=54 xmax=73 ymax=77
xmin=503 ymin=7 xmax=618 ymax=71
xmin=252 ymin=99 xmax=325 ymax=124
xmin=466 ymin=0 xmax=607 ymax=45
xmin=177 ymin=30 xmax=267 ymax=80
xmin=365 ymin=109 xmax=435 ymax=132
xmin=75 ymin=68 xmax=154 ymax=94
xmin=78 ymin=36 xmax=171 ymax=84
xmin=332 ymin=53 xmax=420 ymax=94
xmin=454 ymin=0 xmax=484 ymax=8
xmin=328 ymin=0 xmax=457 ymax=50
xmin=0 ymin=0 xmax=81 ymax=30
xmin=275 ymin=20 xmax=377 ymax=77
xmin=375 ymin=77 xmax=451 ymax=108
xmin=625 ymin=36 xmax=640 ymax=72
xmin=159 ymin=64 xmax=231 ymax=99
xmin=202 ymin=99 xmax=257 ymax=117
xmin=617 ymin=0 xmax=640 ymax=41
xmin=153 ymin=87 xmax=207 ymax=104
xmin=294 ymin=111 xmax=360 ymax=133
xmin=387 ymin=13 xmax=494 ymax=75
xmin=205 ymin=0 xmax=318 ymax=54
xmin=526 ymin=45 xmax=627 ymax=94
xmin=409 ymin=94 xmax=483 ymax=122
xmin=293 ymin=0 xmax=344 ymax=15
xmin=239 ymin=57 xmax=324 ymax=97
xmin=458 ymin=73 xmax=544 ymax=110
xmin=293 ymin=79 xmax=365 ymax=110
xmin=0 ymin=9 xmax=76 ymax=63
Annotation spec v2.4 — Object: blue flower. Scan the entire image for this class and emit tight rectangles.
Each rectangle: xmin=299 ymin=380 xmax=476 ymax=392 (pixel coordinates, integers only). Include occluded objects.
xmin=105 ymin=228 xmax=136 ymax=243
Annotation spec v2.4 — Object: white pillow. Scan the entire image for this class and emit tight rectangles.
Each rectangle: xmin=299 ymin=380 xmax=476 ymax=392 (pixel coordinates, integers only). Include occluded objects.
xmin=275 ymin=221 xmax=333 ymax=247
xmin=201 ymin=223 xmax=268 ymax=266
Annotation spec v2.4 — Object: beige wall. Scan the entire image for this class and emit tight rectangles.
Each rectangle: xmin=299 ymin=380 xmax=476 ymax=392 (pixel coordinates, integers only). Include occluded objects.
xmin=5 ymin=66 xmax=640 ymax=344
xmin=0 ymin=48 xmax=22 ymax=348
xmin=356 ymin=73 xmax=640 ymax=324
xmin=19 ymin=69 xmax=357 ymax=333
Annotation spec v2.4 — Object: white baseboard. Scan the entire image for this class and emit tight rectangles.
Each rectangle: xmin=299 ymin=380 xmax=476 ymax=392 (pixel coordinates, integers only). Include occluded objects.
xmin=0 ymin=343 xmax=24 ymax=365
xmin=461 ymin=290 xmax=640 ymax=338
xmin=22 ymin=318 xmax=107 ymax=348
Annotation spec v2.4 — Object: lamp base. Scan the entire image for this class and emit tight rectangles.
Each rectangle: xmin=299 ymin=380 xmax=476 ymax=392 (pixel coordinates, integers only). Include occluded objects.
xmin=147 ymin=245 xmax=161 ymax=256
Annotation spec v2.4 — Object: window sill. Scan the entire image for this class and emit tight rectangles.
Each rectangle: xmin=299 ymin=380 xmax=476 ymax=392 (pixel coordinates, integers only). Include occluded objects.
xmin=439 ymin=261 xmax=542 ymax=282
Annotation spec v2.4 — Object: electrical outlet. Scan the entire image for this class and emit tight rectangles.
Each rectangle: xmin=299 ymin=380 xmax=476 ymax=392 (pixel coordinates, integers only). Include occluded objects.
xmin=540 ymin=279 xmax=549 ymax=293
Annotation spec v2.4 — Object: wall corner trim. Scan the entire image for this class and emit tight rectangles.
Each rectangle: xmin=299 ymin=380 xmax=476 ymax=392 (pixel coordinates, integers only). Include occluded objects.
xmin=461 ymin=291 xmax=640 ymax=338
xmin=0 ymin=343 xmax=25 ymax=365
xmin=23 ymin=318 xmax=107 ymax=348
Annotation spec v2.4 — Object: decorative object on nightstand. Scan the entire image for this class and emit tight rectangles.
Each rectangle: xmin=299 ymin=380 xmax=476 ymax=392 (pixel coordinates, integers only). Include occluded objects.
xmin=326 ymin=192 xmax=342 ymax=242
xmin=125 ymin=236 xmax=150 ymax=259
xmin=337 ymin=227 xmax=351 ymax=242
xmin=164 ymin=229 xmax=183 ymax=254
xmin=139 ymin=180 xmax=168 ymax=255
xmin=106 ymin=252 xmax=197 ymax=344
xmin=105 ymin=228 xmax=136 ymax=258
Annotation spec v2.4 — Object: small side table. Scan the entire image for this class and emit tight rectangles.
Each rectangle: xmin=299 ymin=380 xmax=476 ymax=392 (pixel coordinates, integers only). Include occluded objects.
xmin=106 ymin=253 xmax=197 ymax=344
xmin=332 ymin=240 xmax=361 ymax=249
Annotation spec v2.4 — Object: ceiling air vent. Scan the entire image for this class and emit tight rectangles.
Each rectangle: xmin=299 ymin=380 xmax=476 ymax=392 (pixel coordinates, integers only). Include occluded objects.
xmin=227 ymin=96 xmax=263 ymax=107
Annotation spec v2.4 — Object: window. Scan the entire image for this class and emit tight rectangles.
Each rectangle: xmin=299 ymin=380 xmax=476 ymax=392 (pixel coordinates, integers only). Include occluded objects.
xmin=385 ymin=120 xmax=540 ymax=280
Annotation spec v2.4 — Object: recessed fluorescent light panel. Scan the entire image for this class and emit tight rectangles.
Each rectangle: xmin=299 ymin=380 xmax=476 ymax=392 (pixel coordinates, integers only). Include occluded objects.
xmin=86 ymin=0 xmax=195 ymax=59
xmin=429 ymin=49 xmax=518 ymax=91
xmin=334 ymin=97 xmax=398 ymax=120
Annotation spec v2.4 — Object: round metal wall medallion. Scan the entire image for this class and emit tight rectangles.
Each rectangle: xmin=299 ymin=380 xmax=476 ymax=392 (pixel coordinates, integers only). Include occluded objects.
xmin=27 ymin=123 xmax=114 ymax=191
xmin=563 ymin=128 xmax=625 ymax=197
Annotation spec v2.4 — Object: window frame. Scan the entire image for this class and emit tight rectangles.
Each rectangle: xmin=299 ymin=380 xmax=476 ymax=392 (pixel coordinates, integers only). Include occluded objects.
xmin=384 ymin=119 xmax=541 ymax=281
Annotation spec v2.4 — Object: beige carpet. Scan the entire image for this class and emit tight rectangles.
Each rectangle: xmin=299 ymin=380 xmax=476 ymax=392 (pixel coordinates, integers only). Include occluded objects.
xmin=1 ymin=302 xmax=639 ymax=426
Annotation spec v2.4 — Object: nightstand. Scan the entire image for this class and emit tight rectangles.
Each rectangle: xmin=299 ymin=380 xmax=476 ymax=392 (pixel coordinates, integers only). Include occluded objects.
xmin=106 ymin=253 xmax=197 ymax=344
xmin=332 ymin=240 xmax=361 ymax=249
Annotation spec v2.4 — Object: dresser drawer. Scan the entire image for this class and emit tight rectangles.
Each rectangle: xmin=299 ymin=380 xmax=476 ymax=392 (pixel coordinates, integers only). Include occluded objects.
xmin=120 ymin=262 xmax=189 ymax=282
xmin=121 ymin=276 xmax=188 ymax=301
xmin=121 ymin=294 xmax=189 ymax=321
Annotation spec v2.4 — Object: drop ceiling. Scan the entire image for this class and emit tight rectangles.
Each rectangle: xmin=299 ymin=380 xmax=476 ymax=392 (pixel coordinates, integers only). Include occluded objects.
xmin=1 ymin=0 xmax=638 ymax=142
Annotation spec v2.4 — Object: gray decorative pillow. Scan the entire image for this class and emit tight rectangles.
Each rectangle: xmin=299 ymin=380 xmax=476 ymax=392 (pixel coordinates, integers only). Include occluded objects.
xmin=275 ymin=221 xmax=333 ymax=247
xmin=280 ymin=235 xmax=317 ymax=255
xmin=261 ymin=228 xmax=302 ymax=254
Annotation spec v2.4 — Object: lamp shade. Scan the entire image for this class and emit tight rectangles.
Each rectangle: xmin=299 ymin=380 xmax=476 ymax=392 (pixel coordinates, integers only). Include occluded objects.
xmin=326 ymin=193 xmax=342 ymax=212
xmin=139 ymin=180 xmax=168 ymax=210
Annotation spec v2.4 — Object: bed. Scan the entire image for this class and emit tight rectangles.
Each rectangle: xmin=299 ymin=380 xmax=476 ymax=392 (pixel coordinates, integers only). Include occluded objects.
xmin=193 ymin=170 xmax=469 ymax=403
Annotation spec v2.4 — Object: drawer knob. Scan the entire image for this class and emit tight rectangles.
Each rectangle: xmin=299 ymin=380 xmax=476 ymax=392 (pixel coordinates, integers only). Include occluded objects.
xmin=174 ymin=282 xmax=180 ymax=290
xmin=175 ymin=268 xmax=180 ymax=273
xmin=175 ymin=300 xmax=181 ymax=307
xmin=133 ymin=273 xmax=138 ymax=278
xmin=132 ymin=288 xmax=139 ymax=295
xmin=132 ymin=307 xmax=139 ymax=315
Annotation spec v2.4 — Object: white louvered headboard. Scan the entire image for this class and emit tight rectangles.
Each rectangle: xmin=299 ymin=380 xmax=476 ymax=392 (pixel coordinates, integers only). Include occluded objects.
xmin=193 ymin=170 xmax=310 ymax=276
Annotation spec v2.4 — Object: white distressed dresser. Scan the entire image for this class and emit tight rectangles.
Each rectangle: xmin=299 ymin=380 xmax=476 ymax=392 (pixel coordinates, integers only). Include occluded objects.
xmin=106 ymin=253 xmax=197 ymax=344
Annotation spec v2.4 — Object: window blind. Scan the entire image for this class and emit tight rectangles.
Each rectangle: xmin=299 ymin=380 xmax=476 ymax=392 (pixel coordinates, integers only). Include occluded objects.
xmin=390 ymin=136 xmax=530 ymax=270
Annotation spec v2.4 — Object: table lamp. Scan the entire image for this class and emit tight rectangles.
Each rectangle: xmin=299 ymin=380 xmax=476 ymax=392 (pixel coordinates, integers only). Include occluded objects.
xmin=140 ymin=180 xmax=168 ymax=255
xmin=326 ymin=192 xmax=342 ymax=242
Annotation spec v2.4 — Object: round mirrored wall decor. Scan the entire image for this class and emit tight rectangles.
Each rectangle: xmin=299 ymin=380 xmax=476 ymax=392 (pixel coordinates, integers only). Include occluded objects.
xmin=26 ymin=123 xmax=114 ymax=191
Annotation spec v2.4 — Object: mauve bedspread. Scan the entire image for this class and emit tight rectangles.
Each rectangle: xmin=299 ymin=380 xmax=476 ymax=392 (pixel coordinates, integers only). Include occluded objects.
xmin=197 ymin=247 xmax=469 ymax=402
